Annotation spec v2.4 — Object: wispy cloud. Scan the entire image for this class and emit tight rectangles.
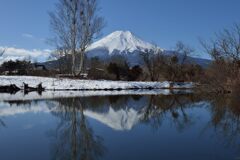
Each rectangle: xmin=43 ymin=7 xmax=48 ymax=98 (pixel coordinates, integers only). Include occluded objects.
xmin=0 ymin=46 xmax=55 ymax=64
xmin=22 ymin=33 xmax=34 ymax=39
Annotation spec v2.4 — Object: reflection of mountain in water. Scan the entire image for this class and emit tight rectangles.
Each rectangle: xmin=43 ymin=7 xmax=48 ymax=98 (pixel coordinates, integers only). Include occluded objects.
xmin=1 ymin=94 xmax=240 ymax=134
xmin=85 ymin=107 xmax=143 ymax=130
xmin=0 ymin=98 xmax=147 ymax=130
xmin=0 ymin=95 xmax=207 ymax=131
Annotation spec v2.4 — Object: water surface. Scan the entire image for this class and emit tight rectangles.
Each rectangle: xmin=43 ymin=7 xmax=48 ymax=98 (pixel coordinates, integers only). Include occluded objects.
xmin=0 ymin=93 xmax=239 ymax=160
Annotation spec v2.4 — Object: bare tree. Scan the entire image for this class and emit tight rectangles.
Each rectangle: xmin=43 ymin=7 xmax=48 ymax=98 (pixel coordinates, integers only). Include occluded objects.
xmin=201 ymin=24 xmax=240 ymax=63
xmin=174 ymin=41 xmax=194 ymax=65
xmin=50 ymin=0 xmax=104 ymax=76
xmin=200 ymin=24 xmax=240 ymax=92
xmin=141 ymin=45 xmax=165 ymax=81
xmin=173 ymin=41 xmax=194 ymax=81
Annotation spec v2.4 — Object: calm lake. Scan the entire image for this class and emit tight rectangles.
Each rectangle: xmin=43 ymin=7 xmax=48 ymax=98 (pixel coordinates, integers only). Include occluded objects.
xmin=0 ymin=92 xmax=239 ymax=160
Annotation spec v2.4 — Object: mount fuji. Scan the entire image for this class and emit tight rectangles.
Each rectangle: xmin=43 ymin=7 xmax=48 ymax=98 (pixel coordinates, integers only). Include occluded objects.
xmin=87 ymin=31 xmax=156 ymax=54
xmin=86 ymin=30 xmax=158 ymax=66
xmin=86 ymin=30 xmax=210 ymax=66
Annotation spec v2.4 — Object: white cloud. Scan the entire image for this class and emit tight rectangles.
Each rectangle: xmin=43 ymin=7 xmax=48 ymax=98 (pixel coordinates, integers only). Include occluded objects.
xmin=0 ymin=46 xmax=55 ymax=64
xmin=22 ymin=33 xmax=34 ymax=39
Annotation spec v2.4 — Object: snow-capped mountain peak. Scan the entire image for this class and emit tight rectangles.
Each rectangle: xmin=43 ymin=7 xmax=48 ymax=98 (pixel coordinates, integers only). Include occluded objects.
xmin=88 ymin=30 xmax=155 ymax=54
xmin=85 ymin=30 xmax=210 ymax=67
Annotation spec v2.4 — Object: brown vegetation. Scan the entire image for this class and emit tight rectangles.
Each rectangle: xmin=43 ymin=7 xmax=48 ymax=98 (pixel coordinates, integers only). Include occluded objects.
xmin=140 ymin=42 xmax=204 ymax=82
xmin=201 ymin=24 xmax=240 ymax=93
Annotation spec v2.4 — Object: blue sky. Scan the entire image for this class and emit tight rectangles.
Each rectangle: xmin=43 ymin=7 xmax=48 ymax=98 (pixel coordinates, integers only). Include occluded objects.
xmin=0 ymin=0 xmax=240 ymax=59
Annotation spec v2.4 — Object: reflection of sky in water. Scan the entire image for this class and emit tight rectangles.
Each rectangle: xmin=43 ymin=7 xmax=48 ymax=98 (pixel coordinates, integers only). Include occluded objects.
xmin=0 ymin=95 xmax=239 ymax=160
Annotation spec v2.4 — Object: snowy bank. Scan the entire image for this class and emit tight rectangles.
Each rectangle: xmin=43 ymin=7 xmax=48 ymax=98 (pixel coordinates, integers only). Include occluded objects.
xmin=0 ymin=76 xmax=194 ymax=90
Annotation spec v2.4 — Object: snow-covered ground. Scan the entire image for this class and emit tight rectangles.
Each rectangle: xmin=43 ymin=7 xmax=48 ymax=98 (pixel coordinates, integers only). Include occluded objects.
xmin=0 ymin=76 xmax=194 ymax=90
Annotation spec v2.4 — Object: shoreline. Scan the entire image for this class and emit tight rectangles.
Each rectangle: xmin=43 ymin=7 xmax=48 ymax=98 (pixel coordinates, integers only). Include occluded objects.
xmin=0 ymin=89 xmax=193 ymax=102
xmin=0 ymin=76 xmax=194 ymax=91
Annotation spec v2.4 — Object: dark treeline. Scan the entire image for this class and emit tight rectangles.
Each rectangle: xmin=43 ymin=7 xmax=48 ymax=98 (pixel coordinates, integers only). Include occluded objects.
xmin=0 ymin=60 xmax=56 ymax=77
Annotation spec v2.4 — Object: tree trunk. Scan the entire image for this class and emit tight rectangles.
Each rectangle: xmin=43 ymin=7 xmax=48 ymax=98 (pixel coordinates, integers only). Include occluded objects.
xmin=75 ymin=51 xmax=85 ymax=76
xmin=72 ymin=50 xmax=76 ymax=76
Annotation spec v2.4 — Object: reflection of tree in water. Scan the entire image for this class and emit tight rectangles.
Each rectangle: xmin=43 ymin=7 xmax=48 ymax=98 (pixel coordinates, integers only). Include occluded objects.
xmin=205 ymin=92 xmax=240 ymax=149
xmin=139 ymin=93 xmax=240 ymax=149
xmin=141 ymin=94 xmax=199 ymax=131
xmin=0 ymin=118 xmax=6 ymax=128
xmin=50 ymin=98 xmax=106 ymax=160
